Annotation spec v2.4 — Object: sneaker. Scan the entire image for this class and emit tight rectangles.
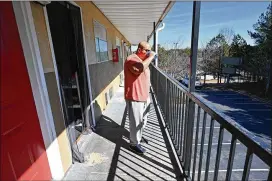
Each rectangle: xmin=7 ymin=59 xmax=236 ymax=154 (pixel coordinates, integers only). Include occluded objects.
xmin=140 ymin=137 xmax=149 ymax=144
xmin=129 ymin=144 xmax=146 ymax=155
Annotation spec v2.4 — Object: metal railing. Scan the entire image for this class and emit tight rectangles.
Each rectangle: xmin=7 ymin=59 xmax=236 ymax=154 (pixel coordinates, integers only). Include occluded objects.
xmin=150 ymin=64 xmax=272 ymax=181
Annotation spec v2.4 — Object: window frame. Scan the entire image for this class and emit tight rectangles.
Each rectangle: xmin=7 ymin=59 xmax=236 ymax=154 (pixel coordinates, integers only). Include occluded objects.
xmin=93 ymin=20 xmax=109 ymax=63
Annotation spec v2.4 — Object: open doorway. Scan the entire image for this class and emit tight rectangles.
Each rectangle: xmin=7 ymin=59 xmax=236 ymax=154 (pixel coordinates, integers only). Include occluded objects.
xmin=46 ymin=2 xmax=92 ymax=163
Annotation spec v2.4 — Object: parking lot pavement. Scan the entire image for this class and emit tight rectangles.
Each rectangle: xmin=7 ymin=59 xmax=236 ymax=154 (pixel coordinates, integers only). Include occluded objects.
xmin=188 ymin=90 xmax=271 ymax=180
xmin=197 ymin=90 xmax=271 ymax=146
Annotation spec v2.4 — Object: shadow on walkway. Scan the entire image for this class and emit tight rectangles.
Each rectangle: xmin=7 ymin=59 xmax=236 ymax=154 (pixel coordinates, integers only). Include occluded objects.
xmin=63 ymin=88 xmax=184 ymax=181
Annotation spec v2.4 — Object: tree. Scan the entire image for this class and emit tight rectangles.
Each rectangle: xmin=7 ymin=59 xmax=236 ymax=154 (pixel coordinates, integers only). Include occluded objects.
xmin=219 ymin=27 xmax=235 ymax=55
xmin=201 ymin=33 xmax=229 ymax=74
xmin=248 ymin=3 xmax=272 ymax=95
xmin=248 ymin=4 xmax=272 ymax=50
xmin=158 ymin=42 xmax=190 ymax=79
xmin=229 ymin=34 xmax=247 ymax=57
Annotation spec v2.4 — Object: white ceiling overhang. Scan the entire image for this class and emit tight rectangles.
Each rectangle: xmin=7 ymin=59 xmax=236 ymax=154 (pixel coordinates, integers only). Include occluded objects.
xmin=93 ymin=1 xmax=174 ymax=45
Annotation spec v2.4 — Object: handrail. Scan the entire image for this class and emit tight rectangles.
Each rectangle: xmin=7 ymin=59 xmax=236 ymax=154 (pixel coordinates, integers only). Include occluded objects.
xmin=150 ymin=64 xmax=272 ymax=180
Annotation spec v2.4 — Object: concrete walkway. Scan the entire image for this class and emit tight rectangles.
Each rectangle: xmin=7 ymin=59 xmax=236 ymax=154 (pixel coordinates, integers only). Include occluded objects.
xmin=63 ymin=87 xmax=183 ymax=180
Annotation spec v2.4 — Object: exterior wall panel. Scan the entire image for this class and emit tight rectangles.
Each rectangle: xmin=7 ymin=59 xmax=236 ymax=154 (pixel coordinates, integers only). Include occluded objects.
xmin=30 ymin=2 xmax=72 ymax=173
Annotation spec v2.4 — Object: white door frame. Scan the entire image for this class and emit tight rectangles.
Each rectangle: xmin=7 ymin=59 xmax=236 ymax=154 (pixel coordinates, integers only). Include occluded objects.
xmin=44 ymin=1 xmax=96 ymax=128
xmin=12 ymin=2 xmax=64 ymax=180
xmin=69 ymin=1 xmax=96 ymax=128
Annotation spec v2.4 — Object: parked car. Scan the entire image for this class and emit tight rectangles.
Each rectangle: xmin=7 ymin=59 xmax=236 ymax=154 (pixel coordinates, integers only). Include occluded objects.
xmin=179 ymin=76 xmax=202 ymax=89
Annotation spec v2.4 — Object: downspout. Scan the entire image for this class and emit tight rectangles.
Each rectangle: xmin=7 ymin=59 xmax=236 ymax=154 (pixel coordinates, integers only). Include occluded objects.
xmin=148 ymin=1 xmax=175 ymax=41
xmin=155 ymin=23 xmax=165 ymax=67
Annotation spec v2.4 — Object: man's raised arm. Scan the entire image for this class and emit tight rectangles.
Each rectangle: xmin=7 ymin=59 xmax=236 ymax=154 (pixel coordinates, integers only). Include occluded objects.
xmin=128 ymin=52 xmax=156 ymax=75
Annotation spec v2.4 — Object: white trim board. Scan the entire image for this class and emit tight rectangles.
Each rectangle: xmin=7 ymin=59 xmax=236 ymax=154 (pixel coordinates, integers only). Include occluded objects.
xmin=12 ymin=1 xmax=64 ymax=180
xmin=77 ymin=2 xmax=96 ymax=127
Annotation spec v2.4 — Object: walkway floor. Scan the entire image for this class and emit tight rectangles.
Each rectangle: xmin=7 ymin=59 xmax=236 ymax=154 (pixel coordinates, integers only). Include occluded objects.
xmin=63 ymin=87 xmax=183 ymax=181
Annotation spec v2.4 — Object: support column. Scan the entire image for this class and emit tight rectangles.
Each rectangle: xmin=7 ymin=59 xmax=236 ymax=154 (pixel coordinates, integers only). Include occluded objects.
xmin=153 ymin=21 xmax=158 ymax=66
xmin=153 ymin=21 xmax=157 ymax=52
xmin=184 ymin=1 xmax=201 ymax=176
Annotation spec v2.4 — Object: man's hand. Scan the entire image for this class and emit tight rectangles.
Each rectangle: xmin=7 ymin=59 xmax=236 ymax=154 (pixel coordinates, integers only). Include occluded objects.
xmin=128 ymin=51 xmax=156 ymax=75
xmin=148 ymin=51 xmax=156 ymax=59
xmin=142 ymin=51 xmax=156 ymax=70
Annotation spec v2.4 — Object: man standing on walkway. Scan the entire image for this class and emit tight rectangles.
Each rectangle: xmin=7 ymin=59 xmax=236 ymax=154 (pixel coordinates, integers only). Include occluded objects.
xmin=124 ymin=41 xmax=156 ymax=154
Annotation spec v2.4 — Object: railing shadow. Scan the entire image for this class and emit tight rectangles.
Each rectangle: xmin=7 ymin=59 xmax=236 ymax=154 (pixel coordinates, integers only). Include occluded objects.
xmin=93 ymin=103 xmax=184 ymax=180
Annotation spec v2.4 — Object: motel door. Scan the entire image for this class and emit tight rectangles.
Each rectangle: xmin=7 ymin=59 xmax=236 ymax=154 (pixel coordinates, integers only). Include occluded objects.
xmin=0 ymin=2 xmax=51 ymax=180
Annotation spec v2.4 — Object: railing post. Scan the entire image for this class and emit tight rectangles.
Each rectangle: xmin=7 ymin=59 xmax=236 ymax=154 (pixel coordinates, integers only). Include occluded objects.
xmin=156 ymin=67 xmax=159 ymax=94
xmin=153 ymin=21 xmax=156 ymax=52
xmin=164 ymin=76 xmax=168 ymax=118
xmin=238 ymin=69 xmax=240 ymax=83
xmin=184 ymin=1 xmax=201 ymax=175
xmin=153 ymin=22 xmax=158 ymax=67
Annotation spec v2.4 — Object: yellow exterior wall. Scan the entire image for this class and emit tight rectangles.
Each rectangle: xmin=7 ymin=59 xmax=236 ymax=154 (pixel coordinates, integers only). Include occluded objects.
xmin=95 ymin=73 xmax=121 ymax=112
xmin=76 ymin=1 xmax=129 ymax=113
xmin=30 ymin=2 xmax=72 ymax=173
xmin=30 ymin=3 xmax=54 ymax=72
xmin=76 ymin=2 xmax=130 ymax=64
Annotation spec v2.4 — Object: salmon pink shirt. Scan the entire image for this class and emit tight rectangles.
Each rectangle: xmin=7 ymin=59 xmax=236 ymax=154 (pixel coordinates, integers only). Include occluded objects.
xmin=124 ymin=54 xmax=150 ymax=102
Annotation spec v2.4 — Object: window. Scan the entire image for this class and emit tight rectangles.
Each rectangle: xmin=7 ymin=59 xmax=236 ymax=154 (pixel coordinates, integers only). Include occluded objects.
xmin=94 ymin=21 xmax=108 ymax=62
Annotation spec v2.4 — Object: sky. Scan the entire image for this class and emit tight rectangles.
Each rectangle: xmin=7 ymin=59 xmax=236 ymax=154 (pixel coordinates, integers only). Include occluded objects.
xmin=157 ymin=1 xmax=270 ymax=49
